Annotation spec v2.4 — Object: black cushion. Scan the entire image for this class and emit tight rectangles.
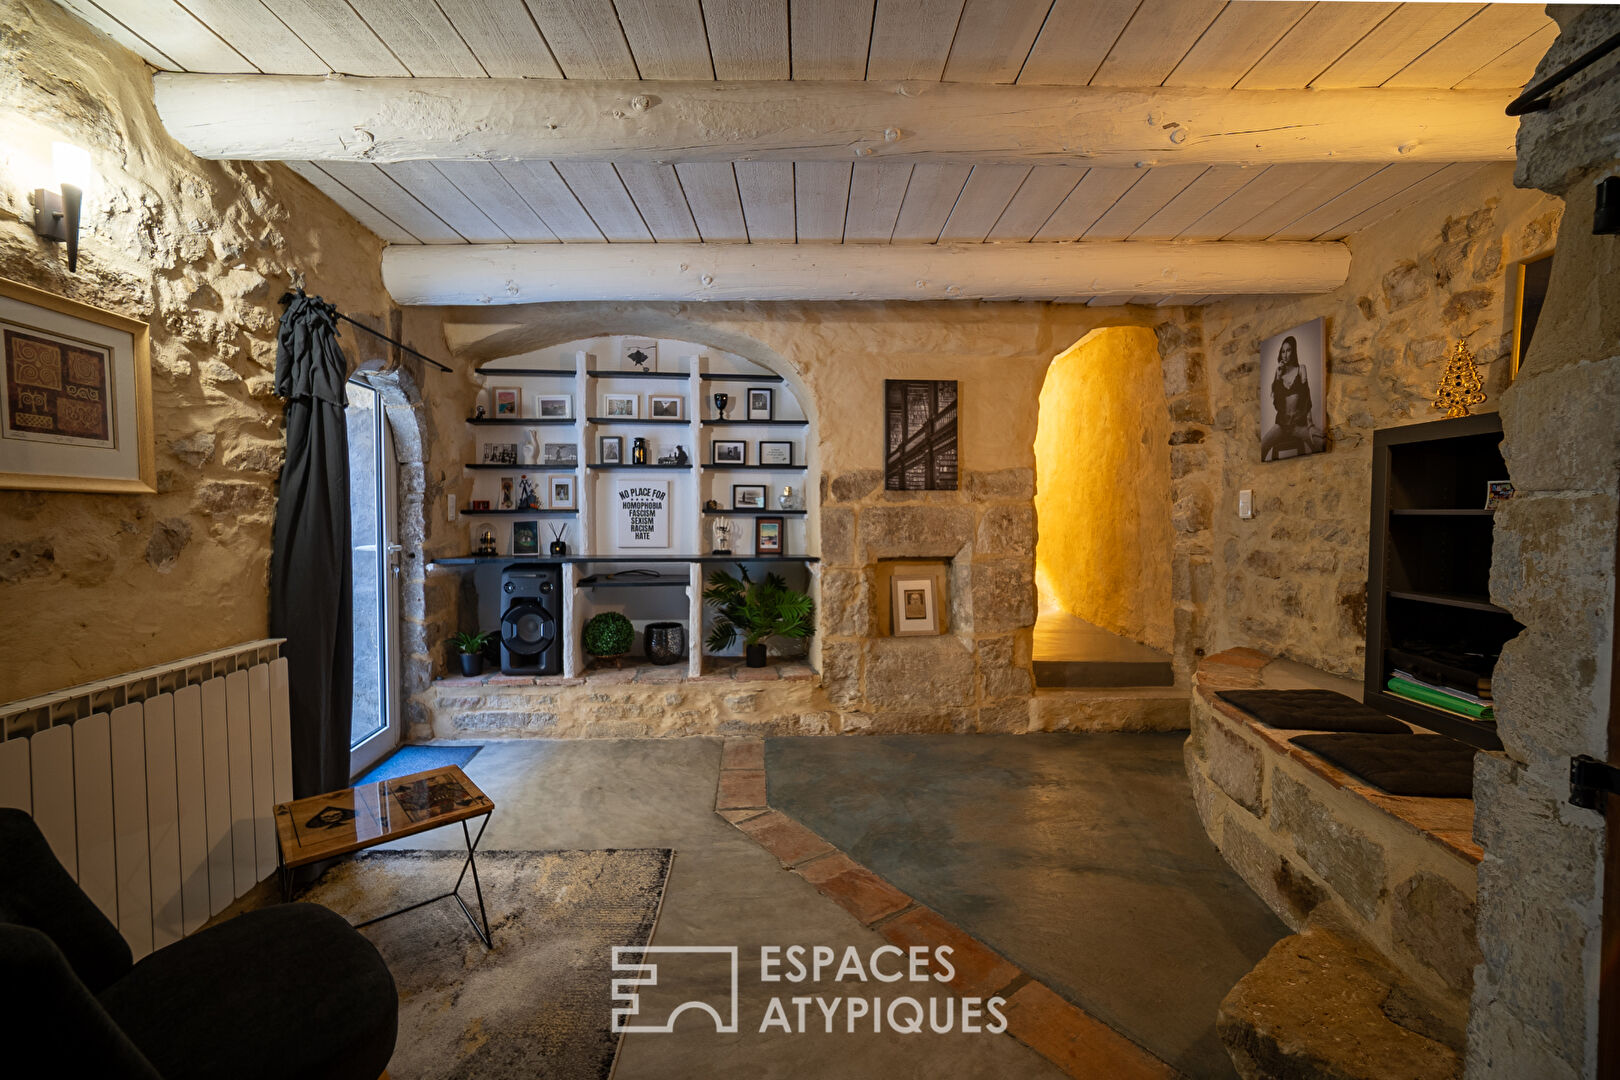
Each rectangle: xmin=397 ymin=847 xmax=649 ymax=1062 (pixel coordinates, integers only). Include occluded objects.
xmin=0 ymin=807 xmax=132 ymax=993
xmin=100 ymin=903 xmax=397 ymax=1080
xmin=1291 ymin=733 xmax=1477 ymax=798
xmin=1216 ymin=689 xmax=1411 ymax=734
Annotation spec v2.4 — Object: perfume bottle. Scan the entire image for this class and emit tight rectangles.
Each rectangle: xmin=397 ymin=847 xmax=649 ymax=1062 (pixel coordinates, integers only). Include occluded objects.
xmin=779 ymin=486 xmax=804 ymax=511
xmin=632 ymin=436 xmax=649 ymax=465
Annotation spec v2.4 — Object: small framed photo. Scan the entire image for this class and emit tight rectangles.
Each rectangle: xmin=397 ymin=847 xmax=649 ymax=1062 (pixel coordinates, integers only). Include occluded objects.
xmin=755 ymin=516 xmax=784 ymax=555
xmin=491 ymin=386 xmax=520 ymax=417
xmin=536 ymin=394 xmax=572 ymax=419
xmin=1486 ymin=479 xmax=1515 ymax=510
xmin=892 ymin=576 xmax=940 ymax=636
xmin=543 ymin=442 xmax=579 ymax=466
xmin=733 ymin=484 xmax=767 ymax=510
xmin=512 ymin=520 xmax=539 ymax=554
xmin=498 ymin=475 xmax=515 ymax=509
xmin=549 ymin=475 xmax=578 ymax=509
xmin=649 ymin=394 xmax=684 ymax=420
xmin=600 ymin=435 xmax=624 ymax=464
xmin=469 ymin=499 xmax=491 ymax=511
xmin=623 ymin=340 xmax=657 ymax=372
xmin=603 ymin=393 xmax=638 ymax=419
xmin=746 ymin=387 xmax=774 ymax=421
xmin=758 ymin=440 xmax=793 ymax=466
xmin=482 ymin=441 xmax=518 ymax=465
xmin=712 ymin=440 xmax=746 ymax=465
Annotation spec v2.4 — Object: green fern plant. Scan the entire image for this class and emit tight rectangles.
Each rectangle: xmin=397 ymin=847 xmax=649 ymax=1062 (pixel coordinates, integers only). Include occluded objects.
xmin=450 ymin=630 xmax=494 ymax=655
xmin=703 ymin=566 xmax=815 ymax=651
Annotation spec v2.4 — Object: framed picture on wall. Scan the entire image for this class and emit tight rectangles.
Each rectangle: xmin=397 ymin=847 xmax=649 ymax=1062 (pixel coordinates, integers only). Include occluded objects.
xmin=1258 ymin=317 xmax=1327 ymax=462
xmin=491 ymin=386 xmax=520 ymax=417
xmin=746 ymin=387 xmax=774 ymax=421
xmin=758 ymin=440 xmax=793 ymax=466
xmin=0 ymin=277 xmax=155 ymax=493
xmin=884 ymin=380 xmax=957 ymax=491
xmin=549 ymin=475 xmax=578 ymax=510
xmin=600 ymin=435 xmax=623 ymax=464
xmin=482 ymin=441 xmax=518 ymax=465
xmin=732 ymin=484 xmax=767 ymax=510
xmin=649 ymin=394 xmax=683 ymax=419
xmin=712 ymin=439 xmax=745 ymax=465
xmin=535 ymin=394 xmax=571 ymax=419
xmin=622 ymin=340 xmax=657 ymax=372
xmin=754 ymin=516 xmax=784 ymax=555
xmin=603 ymin=393 xmax=638 ymax=418
xmin=891 ymin=575 xmax=940 ymax=636
xmin=543 ymin=442 xmax=578 ymax=466
xmin=512 ymin=520 xmax=539 ymax=554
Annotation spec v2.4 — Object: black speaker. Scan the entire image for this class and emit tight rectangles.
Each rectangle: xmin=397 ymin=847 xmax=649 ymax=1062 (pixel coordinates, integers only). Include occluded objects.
xmin=499 ymin=564 xmax=562 ymax=676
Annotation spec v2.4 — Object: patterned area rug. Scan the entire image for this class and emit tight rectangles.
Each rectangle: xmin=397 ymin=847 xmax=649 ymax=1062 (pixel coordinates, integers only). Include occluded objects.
xmin=303 ymin=849 xmax=672 ymax=1080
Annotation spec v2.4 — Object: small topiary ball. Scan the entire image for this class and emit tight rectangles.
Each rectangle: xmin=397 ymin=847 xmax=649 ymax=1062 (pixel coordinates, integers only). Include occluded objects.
xmin=583 ymin=611 xmax=635 ymax=656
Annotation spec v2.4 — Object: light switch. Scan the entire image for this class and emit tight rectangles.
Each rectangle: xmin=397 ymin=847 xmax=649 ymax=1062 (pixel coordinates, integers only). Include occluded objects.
xmin=448 ymin=494 xmax=457 ymax=521
xmin=1238 ymin=489 xmax=1253 ymax=519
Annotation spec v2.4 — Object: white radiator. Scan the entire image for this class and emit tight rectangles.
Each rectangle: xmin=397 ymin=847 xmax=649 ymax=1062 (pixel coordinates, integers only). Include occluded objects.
xmin=0 ymin=640 xmax=292 ymax=959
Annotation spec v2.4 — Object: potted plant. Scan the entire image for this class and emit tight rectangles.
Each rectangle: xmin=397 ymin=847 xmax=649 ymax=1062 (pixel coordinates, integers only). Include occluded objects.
xmin=703 ymin=566 xmax=815 ymax=667
xmin=451 ymin=630 xmax=495 ymax=677
xmin=583 ymin=612 xmax=635 ymax=667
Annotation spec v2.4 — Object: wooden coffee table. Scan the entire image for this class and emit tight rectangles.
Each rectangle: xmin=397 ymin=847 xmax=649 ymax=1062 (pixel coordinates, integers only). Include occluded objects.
xmin=274 ymin=765 xmax=497 ymax=947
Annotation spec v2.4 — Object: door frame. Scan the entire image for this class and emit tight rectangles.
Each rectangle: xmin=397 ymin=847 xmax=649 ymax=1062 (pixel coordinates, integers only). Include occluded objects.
xmin=349 ymin=379 xmax=402 ymax=777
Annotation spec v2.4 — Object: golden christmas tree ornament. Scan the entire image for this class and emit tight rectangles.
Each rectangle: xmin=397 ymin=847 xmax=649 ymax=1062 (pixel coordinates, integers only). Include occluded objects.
xmin=1432 ymin=340 xmax=1487 ymax=418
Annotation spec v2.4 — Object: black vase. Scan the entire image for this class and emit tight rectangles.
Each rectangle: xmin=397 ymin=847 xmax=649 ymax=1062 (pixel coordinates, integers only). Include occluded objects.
xmin=459 ymin=652 xmax=484 ymax=677
xmin=745 ymin=643 xmax=768 ymax=668
xmin=645 ymin=622 xmax=686 ymax=666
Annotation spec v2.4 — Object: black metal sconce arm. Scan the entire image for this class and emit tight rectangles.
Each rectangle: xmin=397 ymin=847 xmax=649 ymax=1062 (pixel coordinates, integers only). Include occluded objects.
xmin=1505 ymin=27 xmax=1620 ymax=116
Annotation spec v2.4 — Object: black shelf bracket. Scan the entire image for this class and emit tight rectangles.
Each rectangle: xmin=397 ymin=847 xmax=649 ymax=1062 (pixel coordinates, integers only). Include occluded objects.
xmin=1569 ymin=755 xmax=1620 ymax=811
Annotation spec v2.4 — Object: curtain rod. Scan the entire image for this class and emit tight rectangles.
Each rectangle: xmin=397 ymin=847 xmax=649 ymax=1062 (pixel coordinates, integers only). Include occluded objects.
xmin=278 ymin=290 xmax=453 ymax=374
xmin=1505 ymin=27 xmax=1620 ymax=116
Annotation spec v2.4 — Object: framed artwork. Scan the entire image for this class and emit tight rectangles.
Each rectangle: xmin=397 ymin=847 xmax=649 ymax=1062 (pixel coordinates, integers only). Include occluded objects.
xmin=712 ymin=439 xmax=746 ymax=465
xmin=469 ymin=499 xmax=491 ymax=511
xmin=599 ymin=435 xmax=624 ymax=464
xmin=1 ymin=277 xmax=154 ymax=493
xmin=758 ymin=440 xmax=793 ymax=466
xmin=1259 ymin=317 xmax=1327 ymax=462
xmin=549 ymin=475 xmax=578 ymax=510
xmin=746 ymin=387 xmax=774 ymax=421
xmin=615 ymin=479 xmax=669 ymax=547
xmin=732 ymin=484 xmax=767 ymax=510
xmin=543 ymin=442 xmax=578 ymax=466
xmin=491 ymin=386 xmax=520 ymax=417
xmin=754 ymin=516 xmax=784 ymax=555
xmin=512 ymin=520 xmax=539 ymax=554
xmin=535 ymin=394 xmax=571 ymax=419
xmin=884 ymin=379 xmax=957 ymax=491
xmin=622 ymin=340 xmax=657 ymax=372
xmin=498 ymin=475 xmax=515 ymax=509
xmin=649 ymin=394 xmax=683 ymax=419
xmin=603 ymin=393 xmax=638 ymax=419
xmin=1486 ymin=480 xmax=1516 ymax=511
xmin=482 ymin=441 xmax=518 ymax=465
xmin=891 ymin=575 xmax=940 ymax=636
xmin=1511 ymin=250 xmax=1554 ymax=379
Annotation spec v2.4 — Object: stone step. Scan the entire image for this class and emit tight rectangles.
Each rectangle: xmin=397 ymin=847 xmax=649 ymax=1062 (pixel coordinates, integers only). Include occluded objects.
xmin=1033 ymin=657 xmax=1176 ymax=688
xmin=1030 ymin=685 xmax=1190 ymax=732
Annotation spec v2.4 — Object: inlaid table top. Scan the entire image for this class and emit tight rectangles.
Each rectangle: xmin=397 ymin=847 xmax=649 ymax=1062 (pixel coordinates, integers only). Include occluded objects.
xmin=274 ymin=765 xmax=494 ymax=870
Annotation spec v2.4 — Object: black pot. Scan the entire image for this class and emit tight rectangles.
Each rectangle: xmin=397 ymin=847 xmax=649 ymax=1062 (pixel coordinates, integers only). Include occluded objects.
xmin=459 ymin=652 xmax=484 ymax=677
xmin=745 ymin=643 xmax=768 ymax=668
xmin=645 ymin=622 xmax=686 ymax=666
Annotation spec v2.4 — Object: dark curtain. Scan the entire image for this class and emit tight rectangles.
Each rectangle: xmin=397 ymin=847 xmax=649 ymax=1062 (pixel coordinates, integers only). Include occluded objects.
xmin=270 ymin=294 xmax=353 ymax=799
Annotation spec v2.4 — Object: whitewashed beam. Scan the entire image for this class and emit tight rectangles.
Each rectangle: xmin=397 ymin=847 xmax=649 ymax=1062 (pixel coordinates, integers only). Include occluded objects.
xmin=152 ymin=75 xmax=1516 ymax=167
xmin=380 ymin=241 xmax=1350 ymax=305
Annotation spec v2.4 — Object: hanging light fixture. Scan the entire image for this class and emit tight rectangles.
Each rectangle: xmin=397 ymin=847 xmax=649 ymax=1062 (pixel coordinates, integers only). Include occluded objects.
xmin=33 ymin=142 xmax=91 ymax=272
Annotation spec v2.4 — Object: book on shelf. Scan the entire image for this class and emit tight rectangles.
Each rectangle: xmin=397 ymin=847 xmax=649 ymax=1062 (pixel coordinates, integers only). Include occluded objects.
xmin=1386 ymin=646 xmax=1493 ymax=699
xmin=1390 ymin=669 xmax=1492 ymax=708
xmin=1386 ymin=676 xmax=1495 ymax=720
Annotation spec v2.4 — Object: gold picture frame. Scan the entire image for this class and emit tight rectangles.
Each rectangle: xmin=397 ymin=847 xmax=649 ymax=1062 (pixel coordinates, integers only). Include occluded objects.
xmin=1510 ymin=250 xmax=1554 ymax=379
xmin=0 ymin=277 xmax=154 ymax=493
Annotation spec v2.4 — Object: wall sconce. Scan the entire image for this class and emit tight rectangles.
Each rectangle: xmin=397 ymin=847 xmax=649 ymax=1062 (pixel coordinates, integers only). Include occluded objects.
xmin=34 ymin=142 xmax=91 ymax=272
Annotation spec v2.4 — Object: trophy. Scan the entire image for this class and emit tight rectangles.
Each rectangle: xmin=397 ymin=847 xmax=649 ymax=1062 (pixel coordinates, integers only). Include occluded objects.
xmin=712 ymin=392 xmax=729 ymax=419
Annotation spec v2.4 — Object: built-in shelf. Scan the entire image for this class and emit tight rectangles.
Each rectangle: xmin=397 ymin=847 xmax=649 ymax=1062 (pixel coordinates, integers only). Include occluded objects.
xmin=587 ymin=463 xmax=692 ymax=471
xmin=477 ymin=368 xmax=576 ymax=378
xmin=703 ymin=508 xmax=807 ymax=516
xmin=579 ymin=574 xmax=689 ymax=588
xmin=700 ymin=418 xmax=810 ymax=427
xmin=586 ymin=416 xmax=689 ymax=426
xmin=586 ymin=369 xmax=690 ymax=380
xmin=1390 ymin=508 xmax=1496 ymax=517
xmin=701 ymin=463 xmax=808 ymax=471
xmin=1386 ymin=589 xmax=1507 ymax=614
xmin=464 ymin=463 xmax=577 ymax=471
xmin=431 ymin=553 xmax=819 ymax=566
xmin=464 ymin=508 xmax=578 ymax=516
xmin=467 ymin=417 xmax=577 ymax=426
xmin=701 ymin=373 xmax=783 ymax=383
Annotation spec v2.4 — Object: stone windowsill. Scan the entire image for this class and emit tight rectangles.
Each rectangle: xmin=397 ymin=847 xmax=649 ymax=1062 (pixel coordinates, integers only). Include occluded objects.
xmin=434 ymin=658 xmax=818 ymax=691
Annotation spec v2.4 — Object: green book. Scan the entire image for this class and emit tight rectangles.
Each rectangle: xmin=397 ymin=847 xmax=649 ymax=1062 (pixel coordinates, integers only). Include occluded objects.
xmin=1387 ymin=676 xmax=1494 ymax=719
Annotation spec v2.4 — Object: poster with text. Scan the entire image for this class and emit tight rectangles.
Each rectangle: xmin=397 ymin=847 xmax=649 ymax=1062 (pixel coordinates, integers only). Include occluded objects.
xmin=616 ymin=481 xmax=671 ymax=547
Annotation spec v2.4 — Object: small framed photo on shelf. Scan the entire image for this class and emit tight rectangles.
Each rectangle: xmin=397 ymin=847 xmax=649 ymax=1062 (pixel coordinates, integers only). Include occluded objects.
xmin=600 ymin=435 xmax=624 ymax=464
xmin=482 ymin=441 xmax=518 ymax=465
xmin=469 ymin=499 xmax=491 ymax=511
xmin=603 ymin=393 xmax=638 ymax=418
xmin=712 ymin=440 xmax=746 ymax=465
xmin=623 ymin=340 xmax=657 ymax=372
xmin=549 ymin=475 xmax=578 ymax=509
xmin=758 ymin=440 xmax=793 ymax=466
xmin=649 ymin=394 xmax=683 ymax=420
xmin=536 ymin=394 xmax=571 ymax=419
xmin=498 ymin=475 xmax=515 ymax=509
xmin=733 ymin=484 xmax=767 ymax=510
xmin=491 ymin=387 xmax=521 ymax=417
xmin=891 ymin=575 xmax=941 ymax=636
xmin=543 ymin=442 xmax=579 ymax=466
xmin=1486 ymin=479 xmax=1515 ymax=510
xmin=755 ymin=516 xmax=785 ymax=555
xmin=746 ymin=387 xmax=774 ymax=421
xmin=512 ymin=520 xmax=539 ymax=554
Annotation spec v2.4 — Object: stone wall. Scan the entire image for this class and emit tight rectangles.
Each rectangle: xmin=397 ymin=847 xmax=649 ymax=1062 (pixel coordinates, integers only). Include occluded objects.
xmin=0 ymin=0 xmax=398 ymax=699
xmin=1469 ymin=7 xmax=1620 ymax=1078
xmin=1197 ymin=165 xmax=1563 ymax=677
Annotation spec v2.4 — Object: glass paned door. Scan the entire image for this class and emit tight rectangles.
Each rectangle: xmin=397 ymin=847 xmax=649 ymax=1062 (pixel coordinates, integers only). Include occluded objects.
xmin=346 ymin=380 xmax=401 ymax=775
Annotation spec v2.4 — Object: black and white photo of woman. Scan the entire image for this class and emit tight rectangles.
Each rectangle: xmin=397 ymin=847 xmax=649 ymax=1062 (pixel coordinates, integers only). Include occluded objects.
xmin=1259 ymin=319 xmax=1327 ymax=461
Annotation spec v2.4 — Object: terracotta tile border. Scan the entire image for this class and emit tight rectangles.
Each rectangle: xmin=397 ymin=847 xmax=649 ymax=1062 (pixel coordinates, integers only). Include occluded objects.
xmin=713 ymin=737 xmax=1180 ymax=1080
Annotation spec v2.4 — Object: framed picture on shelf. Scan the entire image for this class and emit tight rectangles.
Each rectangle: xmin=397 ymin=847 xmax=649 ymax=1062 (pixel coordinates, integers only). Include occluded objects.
xmin=603 ymin=393 xmax=638 ymax=418
xmin=622 ymin=340 xmax=657 ymax=372
xmin=600 ymin=435 xmax=624 ymax=464
xmin=512 ymin=520 xmax=539 ymax=554
xmin=891 ymin=574 xmax=941 ymax=636
xmin=549 ymin=475 xmax=578 ymax=509
xmin=491 ymin=386 xmax=520 ymax=417
xmin=543 ymin=442 xmax=578 ymax=466
xmin=755 ymin=516 xmax=784 ymax=555
xmin=712 ymin=439 xmax=745 ymax=465
xmin=1 ymin=277 xmax=155 ymax=493
xmin=733 ymin=484 xmax=767 ymax=510
xmin=482 ymin=441 xmax=518 ymax=465
xmin=498 ymin=475 xmax=515 ymax=509
xmin=649 ymin=394 xmax=683 ymax=419
xmin=746 ymin=387 xmax=774 ymax=421
xmin=536 ymin=394 xmax=571 ymax=419
xmin=758 ymin=440 xmax=793 ymax=466
xmin=469 ymin=500 xmax=491 ymax=511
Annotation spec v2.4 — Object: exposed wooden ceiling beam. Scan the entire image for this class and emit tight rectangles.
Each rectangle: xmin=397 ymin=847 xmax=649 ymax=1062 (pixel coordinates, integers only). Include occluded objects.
xmin=379 ymin=241 xmax=1350 ymax=305
xmin=153 ymin=74 xmax=1517 ymax=167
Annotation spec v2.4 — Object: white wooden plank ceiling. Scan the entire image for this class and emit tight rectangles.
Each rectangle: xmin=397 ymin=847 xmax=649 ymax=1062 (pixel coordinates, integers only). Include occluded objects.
xmin=57 ymin=0 xmax=1553 ymax=303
